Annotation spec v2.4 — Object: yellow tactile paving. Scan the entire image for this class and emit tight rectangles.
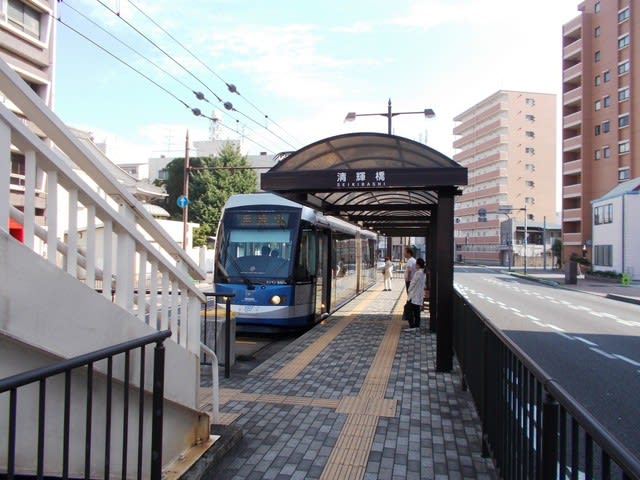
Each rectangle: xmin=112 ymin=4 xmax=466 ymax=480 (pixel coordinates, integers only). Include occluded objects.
xmin=319 ymin=297 xmax=405 ymax=480
xmin=271 ymin=291 xmax=381 ymax=380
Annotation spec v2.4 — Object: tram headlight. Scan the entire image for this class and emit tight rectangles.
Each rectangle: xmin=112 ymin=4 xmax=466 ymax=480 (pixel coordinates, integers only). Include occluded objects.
xmin=269 ymin=295 xmax=282 ymax=305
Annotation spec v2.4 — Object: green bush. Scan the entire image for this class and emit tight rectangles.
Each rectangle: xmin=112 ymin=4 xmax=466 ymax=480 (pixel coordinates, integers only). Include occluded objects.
xmin=587 ymin=270 xmax=622 ymax=279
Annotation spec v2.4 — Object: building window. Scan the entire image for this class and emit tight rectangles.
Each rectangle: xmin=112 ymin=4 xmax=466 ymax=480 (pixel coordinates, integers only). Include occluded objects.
xmin=594 ymin=25 xmax=601 ymax=37
xmin=603 ymin=95 xmax=611 ymax=107
xmin=525 ymin=163 xmax=535 ymax=172
xmin=618 ymin=34 xmax=630 ymax=49
xmin=595 ymin=125 xmax=601 ymax=136
xmin=525 ymin=114 xmax=535 ymax=121
xmin=158 ymin=169 xmax=169 ymax=181
xmin=618 ymin=61 xmax=630 ymax=75
xmin=527 ymin=214 xmax=534 ymax=221
xmin=525 ymin=130 xmax=535 ymax=138
xmin=618 ymin=7 xmax=630 ymax=22
xmin=525 ymin=180 xmax=535 ymax=188
xmin=618 ymin=114 xmax=630 ymax=128
xmin=603 ymin=70 xmax=611 ymax=82
xmin=525 ymin=197 xmax=535 ymax=205
xmin=602 ymin=120 xmax=610 ymax=133
xmin=525 ymin=147 xmax=535 ymax=154
xmin=618 ymin=87 xmax=630 ymax=102
xmin=619 ymin=141 xmax=630 ymax=154
xmin=594 ymin=100 xmax=601 ymax=111
xmin=594 ymin=1 xmax=601 ymax=13
xmin=603 ymin=146 xmax=611 ymax=158
xmin=595 ymin=50 xmax=601 ymax=62
xmin=595 ymin=75 xmax=601 ymax=86
xmin=594 ymin=204 xmax=613 ymax=225
xmin=594 ymin=149 xmax=601 ymax=160
xmin=525 ymin=97 xmax=535 ymax=106
xmin=619 ymin=168 xmax=630 ymax=181
xmin=594 ymin=245 xmax=612 ymax=267
xmin=7 ymin=0 xmax=41 ymax=39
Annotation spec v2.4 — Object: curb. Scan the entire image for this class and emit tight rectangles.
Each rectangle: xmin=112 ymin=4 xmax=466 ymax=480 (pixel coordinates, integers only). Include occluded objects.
xmin=605 ymin=294 xmax=640 ymax=306
xmin=181 ymin=423 xmax=244 ymax=479
xmin=506 ymin=272 xmax=640 ymax=306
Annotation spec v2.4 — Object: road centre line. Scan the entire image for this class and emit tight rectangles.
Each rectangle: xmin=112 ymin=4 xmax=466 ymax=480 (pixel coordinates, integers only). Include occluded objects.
xmin=574 ymin=337 xmax=598 ymax=347
xmin=614 ymin=354 xmax=640 ymax=367
xmin=546 ymin=324 xmax=566 ymax=332
xmin=589 ymin=348 xmax=617 ymax=359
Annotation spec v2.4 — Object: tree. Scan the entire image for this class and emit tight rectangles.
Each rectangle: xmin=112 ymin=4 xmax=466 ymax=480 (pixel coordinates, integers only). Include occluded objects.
xmin=155 ymin=142 xmax=257 ymax=246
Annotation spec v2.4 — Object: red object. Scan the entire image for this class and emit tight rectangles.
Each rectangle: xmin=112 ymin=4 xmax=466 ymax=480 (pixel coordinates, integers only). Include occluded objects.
xmin=8 ymin=218 xmax=23 ymax=243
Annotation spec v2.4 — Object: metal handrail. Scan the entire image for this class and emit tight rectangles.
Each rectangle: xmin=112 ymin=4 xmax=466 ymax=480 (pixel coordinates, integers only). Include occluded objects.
xmin=0 ymin=330 xmax=170 ymax=392
xmin=1 ymin=330 xmax=171 ymax=480
xmin=202 ymin=292 xmax=235 ymax=379
xmin=453 ymin=289 xmax=640 ymax=479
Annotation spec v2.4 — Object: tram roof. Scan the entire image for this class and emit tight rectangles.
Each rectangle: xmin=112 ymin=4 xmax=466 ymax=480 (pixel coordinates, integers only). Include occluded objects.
xmin=261 ymin=132 xmax=467 ymax=236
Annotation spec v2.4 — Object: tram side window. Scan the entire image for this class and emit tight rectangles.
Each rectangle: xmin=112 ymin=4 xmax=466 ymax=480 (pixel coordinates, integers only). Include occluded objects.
xmin=295 ymin=229 xmax=317 ymax=281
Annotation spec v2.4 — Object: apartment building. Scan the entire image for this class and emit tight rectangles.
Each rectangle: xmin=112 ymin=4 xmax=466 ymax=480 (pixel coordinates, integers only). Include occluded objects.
xmin=562 ymin=0 xmax=639 ymax=260
xmin=453 ymin=90 xmax=557 ymax=266
xmin=3 ymin=0 xmax=56 ymax=238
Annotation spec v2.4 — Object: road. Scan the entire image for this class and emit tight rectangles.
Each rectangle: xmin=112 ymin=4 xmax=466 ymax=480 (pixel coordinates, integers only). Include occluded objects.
xmin=455 ymin=266 xmax=640 ymax=460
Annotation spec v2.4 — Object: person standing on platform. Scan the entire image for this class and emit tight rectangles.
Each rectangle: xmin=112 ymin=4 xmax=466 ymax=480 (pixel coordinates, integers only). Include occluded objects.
xmin=407 ymin=258 xmax=427 ymax=328
xmin=383 ymin=256 xmax=393 ymax=291
xmin=404 ymin=248 xmax=416 ymax=293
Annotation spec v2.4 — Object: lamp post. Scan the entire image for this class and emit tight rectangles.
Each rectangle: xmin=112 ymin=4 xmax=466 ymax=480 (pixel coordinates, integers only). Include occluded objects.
xmin=344 ymin=99 xmax=435 ymax=135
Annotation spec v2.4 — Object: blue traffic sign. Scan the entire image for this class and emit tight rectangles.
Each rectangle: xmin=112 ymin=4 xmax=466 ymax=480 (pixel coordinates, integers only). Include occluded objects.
xmin=177 ymin=195 xmax=189 ymax=208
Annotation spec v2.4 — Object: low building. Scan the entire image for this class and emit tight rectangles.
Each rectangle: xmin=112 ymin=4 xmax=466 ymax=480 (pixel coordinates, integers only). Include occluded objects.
xmin=591 ymin=177 xmax=640 ymax=279
xmin=498 ymin=218 xmax=561 ymax=268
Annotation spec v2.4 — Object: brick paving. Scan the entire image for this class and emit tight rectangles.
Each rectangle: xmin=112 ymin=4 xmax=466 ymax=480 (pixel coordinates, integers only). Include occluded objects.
xmin=200 ymin=278 xmax=497 ymax=479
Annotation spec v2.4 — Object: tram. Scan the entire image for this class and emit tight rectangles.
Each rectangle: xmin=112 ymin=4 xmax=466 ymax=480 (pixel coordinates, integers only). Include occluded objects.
xmin=213 ymin=193 xmax=377 ymax=330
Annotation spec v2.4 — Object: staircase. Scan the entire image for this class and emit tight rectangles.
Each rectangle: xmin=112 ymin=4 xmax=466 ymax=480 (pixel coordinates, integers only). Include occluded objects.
xmin=0 ymin=57 xmax=209 ymax=478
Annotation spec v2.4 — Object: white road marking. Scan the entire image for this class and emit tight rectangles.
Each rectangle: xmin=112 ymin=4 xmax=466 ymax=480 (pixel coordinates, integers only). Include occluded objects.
xmin=614 ymin=354 xmax=640 ymax=367
xmin=514 ymin=312 xmax=526 ymax=318
xmin=533 ymin=321 xmax=546 ymax=328
xmin=556 ymin=332 xmax=576 ymax=341
xmin=589 ymin=348 xmax=617 ymax=359
xmin=574 ymin=337 xmax=598 ymax=347
xmin=527 ymin=315 xmax=540 ymax=321
xmin=510 ymin=307 xmax=521 ymax=312
xmin=601 ymin=313 xmax=619 ymax=319
xmin=546 ymin=324 xmax=566 ymax=332
xmin=617 ymin=320 xmax=640 ymax=328
xmin=588 ymin=311 xmax=604 ymax=317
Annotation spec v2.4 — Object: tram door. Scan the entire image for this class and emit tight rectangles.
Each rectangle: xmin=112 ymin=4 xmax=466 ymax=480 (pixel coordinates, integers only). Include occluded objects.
xmin=315 ymin=230 xmax=330 ymax=319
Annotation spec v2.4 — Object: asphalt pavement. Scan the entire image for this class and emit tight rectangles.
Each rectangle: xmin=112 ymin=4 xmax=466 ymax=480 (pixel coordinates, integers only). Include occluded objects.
xmin=455 ymin=266 xmax=640 ymax=461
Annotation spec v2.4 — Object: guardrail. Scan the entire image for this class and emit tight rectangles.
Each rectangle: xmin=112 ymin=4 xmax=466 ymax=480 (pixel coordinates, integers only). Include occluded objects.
xmin=453 ymin=290 xmax=640 ymax=479
xmin=0 ymin=330 xmax=171 ymax=480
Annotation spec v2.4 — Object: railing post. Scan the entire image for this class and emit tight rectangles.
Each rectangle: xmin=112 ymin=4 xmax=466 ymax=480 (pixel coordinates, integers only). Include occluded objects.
xmin=151 ymin=340 xmax=165 ymax=480
xmin=225 ymin=296 xmax=231 ymax=379
xmin=541 ymin=390 xmax=559 ymax=480
xmin=481 ymin=326 xmax=490 ymax=458
xmin=0 ymin=121 xmax=10 ymax=234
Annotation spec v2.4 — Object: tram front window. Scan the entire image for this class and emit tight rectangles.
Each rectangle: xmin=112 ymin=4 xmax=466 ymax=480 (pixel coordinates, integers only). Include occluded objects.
xmin=219 ymin=228 xmax=293 ymax=283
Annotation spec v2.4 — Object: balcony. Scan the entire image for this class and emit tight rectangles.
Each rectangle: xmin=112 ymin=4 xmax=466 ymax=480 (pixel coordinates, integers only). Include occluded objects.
xmin=563 ymin=86 xmax=582 ymax=106
xmin=563 ymin=184 xmax=582 ymax=197
xmin=563 ymin=159 xmax=582 ymax=174
xmin=453 ymin=119 xmax=504 ymax=149
xmin=563 ymin=134 xmax=582 ymax=152
xmin=563 ymin=111 xmax=582 ymax=128
xmin=563 ymin=62 xmax=582 ymax=82
xmin=563 ymin=208 xmax=582 ymax=221
xmin=562 ymin=232 xmax=583 ymax=245
xmin=563 ymin=38 xmax=582 ymax=60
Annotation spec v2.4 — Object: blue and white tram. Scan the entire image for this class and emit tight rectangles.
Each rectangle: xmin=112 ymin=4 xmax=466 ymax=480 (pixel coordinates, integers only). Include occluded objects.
xmin=213 ymin=193 xmax=377 ymax=331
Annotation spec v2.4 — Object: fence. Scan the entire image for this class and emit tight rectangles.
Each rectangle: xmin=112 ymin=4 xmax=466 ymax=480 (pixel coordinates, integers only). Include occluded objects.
xmin=453 ymin=290 xmax=640 ymax=479
xmin=0 ymin=330 xmax=171 ymax=480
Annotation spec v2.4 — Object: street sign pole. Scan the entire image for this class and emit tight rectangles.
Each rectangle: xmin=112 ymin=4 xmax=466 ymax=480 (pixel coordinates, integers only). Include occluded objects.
xmin=182 ymin=130 xmax=190 ymax=251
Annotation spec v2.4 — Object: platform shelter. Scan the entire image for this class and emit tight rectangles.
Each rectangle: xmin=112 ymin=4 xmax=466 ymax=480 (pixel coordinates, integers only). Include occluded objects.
xmin=261 ymin=132 xmax=467 ymax=371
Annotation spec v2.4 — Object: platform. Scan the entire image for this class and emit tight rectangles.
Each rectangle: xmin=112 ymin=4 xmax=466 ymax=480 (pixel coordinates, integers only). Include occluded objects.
xmin=199 ymin=278 xmax=497 ymax=479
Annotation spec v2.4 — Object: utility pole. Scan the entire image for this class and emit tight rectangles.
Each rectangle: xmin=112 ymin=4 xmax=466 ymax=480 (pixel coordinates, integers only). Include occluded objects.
xmin=523 ymin=204 xmax=528 ymax=275
xmin=543 ymin=216 xmax=547 ymax=271
xmin=182 ymin=130 xmax=190 ymax=251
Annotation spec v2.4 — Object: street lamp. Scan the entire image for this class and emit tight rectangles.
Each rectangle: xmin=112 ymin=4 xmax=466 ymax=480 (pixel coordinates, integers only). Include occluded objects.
xmin=344 ymin=99 xmax=435 ymax=135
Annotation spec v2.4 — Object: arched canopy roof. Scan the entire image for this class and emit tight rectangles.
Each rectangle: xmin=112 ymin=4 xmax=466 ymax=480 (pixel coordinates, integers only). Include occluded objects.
xmin=261 ymin=132 xmax=467 ymax=236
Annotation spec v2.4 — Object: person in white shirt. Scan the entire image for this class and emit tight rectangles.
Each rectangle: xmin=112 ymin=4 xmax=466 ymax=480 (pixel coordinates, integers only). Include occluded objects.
xmin=383 ymin=256 xmax=393 ymax=291
xmin=406 ymin=258 xmax=426 ymax=328
xmin=403 ymin=248 xmax=416 ymax=293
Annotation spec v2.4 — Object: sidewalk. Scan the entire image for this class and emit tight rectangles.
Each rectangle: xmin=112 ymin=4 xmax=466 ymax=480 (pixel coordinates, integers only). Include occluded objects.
xmin=197 ymin=278 xmax=496 ymax=480
xmin=506 ymin=267 xmax=640 ymax=305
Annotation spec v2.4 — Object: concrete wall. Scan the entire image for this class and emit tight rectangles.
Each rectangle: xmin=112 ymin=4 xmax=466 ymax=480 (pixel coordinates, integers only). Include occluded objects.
xmin=0 ymin=230 xmax=206 ymax=475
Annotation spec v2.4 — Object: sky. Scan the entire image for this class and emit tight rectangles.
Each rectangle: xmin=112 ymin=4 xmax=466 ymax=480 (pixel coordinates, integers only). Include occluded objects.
xmin=53 ymin=0 xmax=581 ymax=165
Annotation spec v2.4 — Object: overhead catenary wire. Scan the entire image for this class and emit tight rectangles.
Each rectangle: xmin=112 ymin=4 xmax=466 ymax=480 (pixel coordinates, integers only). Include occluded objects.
xmin=93 ymin=0 xmax=296 ymax=150
xmin=125 ymin=0 xmax=302 ymax=146
xmin=53 ymin=12 xmax=275 ymax=154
